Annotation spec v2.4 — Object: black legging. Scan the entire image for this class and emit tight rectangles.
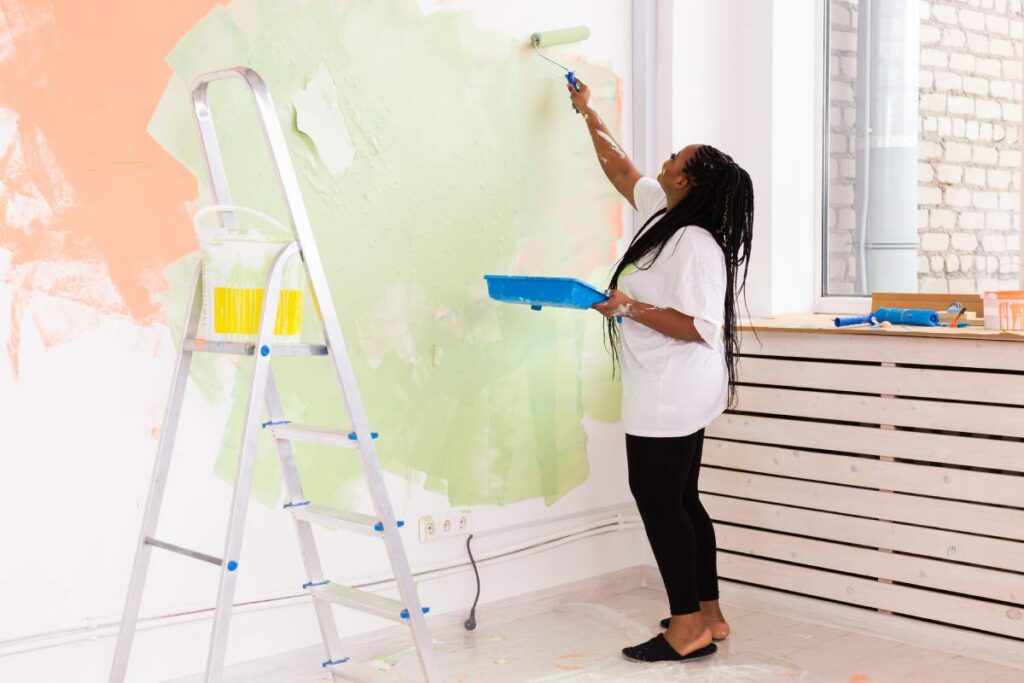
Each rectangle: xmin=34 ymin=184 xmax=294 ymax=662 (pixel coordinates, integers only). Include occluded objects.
xmin=626 ymin=430 xmax=719 ymax=616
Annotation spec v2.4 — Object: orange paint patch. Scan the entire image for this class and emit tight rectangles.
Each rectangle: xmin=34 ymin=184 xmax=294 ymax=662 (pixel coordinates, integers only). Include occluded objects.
xmin=849 ymin=674 xmax=871 ymax=682
xmin=553 ymin=652 xmax=586 ymax=671
xmin=0 ymin=0 xmax=221 ymax=320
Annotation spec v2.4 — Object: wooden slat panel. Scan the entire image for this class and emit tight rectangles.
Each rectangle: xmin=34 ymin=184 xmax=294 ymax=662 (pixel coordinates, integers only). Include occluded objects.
xmin=704 ymin=494 xmax=1024 ymax=573
xmin=737 ymin=356 xmax=1024 ymax=406
xmin=708 ymin=414 xmax=1024 ymax=473
xmin=716 ymin=525 xmax=1023 ymax=605
xmin=740 ymin=331 xmax=1024 ymax=371
xmin=703 ymin=440 xmax=1024 ymax=508
xmin=734 ymin=385 xmax=1024 ymax=438
xmin=700 ymin=468 xmax=1024 ymax=541
xmin=717 ymin=552 xmax=1024 ymax=639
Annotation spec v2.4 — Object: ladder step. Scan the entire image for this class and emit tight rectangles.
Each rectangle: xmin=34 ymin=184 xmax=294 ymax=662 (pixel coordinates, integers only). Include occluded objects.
xmin=309 ymin=584 xmax=428 ymax=624
xmin=268 ymin=423 xmax=378 ymax=448
xmin=183 ymin=339 xmax=328 ymax=357
xmin=144 ymin=537 xmax=224 ymax=567
xmin=290 ymin=503 xmax=405 ymax=537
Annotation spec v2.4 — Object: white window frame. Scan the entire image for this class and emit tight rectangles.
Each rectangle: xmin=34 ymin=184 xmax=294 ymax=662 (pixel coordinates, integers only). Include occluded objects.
xmin=814 ymin=0 xmax=871 ymax=314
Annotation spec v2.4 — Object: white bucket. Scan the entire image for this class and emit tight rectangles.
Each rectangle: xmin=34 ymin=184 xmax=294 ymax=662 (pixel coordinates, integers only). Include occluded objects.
xmin=193 ymin=205 xmax=305 ymax=343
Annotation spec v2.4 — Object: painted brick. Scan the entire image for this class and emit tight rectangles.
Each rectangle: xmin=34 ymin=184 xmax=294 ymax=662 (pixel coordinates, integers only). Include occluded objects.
xmin=986 ymin=212 xmax=1012 ymax=230
xmin=931 ymin=4 xmax=959 ymax=24
xmin=930 ymin=255 xmax=946 ymax=272
xmin=959 ymin=211 xmax=986 ymax=230
xmin=965 ymin=167 xmax=987 ymax=186
xmin=983 ymin=234 xmax=1007 ymax=251
xmin=935 ymin=71 xmax=963 ymax=91
xmin=952 ymin=232 xmax=979 ymax=250
xmin=976 ymin=99 xmax=1001 ymax=119
xmin=942 ymin=28 xmax=967 ymax=48
xmin=973 ymin=146 xmax=999 ymax=164
xmin=936 ymin=164 xmax=964 ymax=183
xmin=949 ymin=96 xmax=975 ymax=115
xmin=949 ymin=52 xmax=977 ymax=70
xmin=946 ymin=187 xmax=973 ymax=207
xmin=990 ymin=38 xmax=1015 ymax=57
xmin=945 ymin=142 xmax=972 ymax=161
xmin=921 ymin=232 xmax=951 ymax=250
xmin=946 ymin=254 xmax=961 ymax=272
xmin=963 ymin=76 xmax=989 ymax=96
xmin=922 ymin=48 xmax=950 ymax=67
xmin=973 ymin=191 xmax=999 ymax=209
xmin=987 ymin=169 xmax=1012 ymax=188
xmin=930 ymin=209 xmax=957 ymax=229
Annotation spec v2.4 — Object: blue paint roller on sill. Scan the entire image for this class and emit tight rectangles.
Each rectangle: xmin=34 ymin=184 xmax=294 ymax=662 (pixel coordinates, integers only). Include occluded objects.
xmin=834 ymin=308 xmax=940 ymax=328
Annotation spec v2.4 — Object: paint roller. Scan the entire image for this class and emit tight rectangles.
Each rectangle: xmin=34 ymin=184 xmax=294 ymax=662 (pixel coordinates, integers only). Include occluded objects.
xmin=530 ymin=25 xmax=591 ymax=112
xmin=834 ymin=308 xmax=940 ymax=328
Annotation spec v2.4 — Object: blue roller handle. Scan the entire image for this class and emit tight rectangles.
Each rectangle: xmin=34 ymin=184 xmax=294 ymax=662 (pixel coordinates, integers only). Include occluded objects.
xmin=834 ymin=314 xmax=874 ymax=327
xmin=567 ymin=71 xmax=581 ymax=113
xmin=834 ymin=308 xmax=940 ymax=328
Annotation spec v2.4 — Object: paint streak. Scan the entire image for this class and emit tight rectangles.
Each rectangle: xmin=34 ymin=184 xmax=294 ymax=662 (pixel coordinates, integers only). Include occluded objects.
xmin=150 ymin=0 xmax=625 ymax=506
xmin=0 ymin=0 xmax=223 ymax=375
xmin=0 ymin=0 xmax=222 ymax=315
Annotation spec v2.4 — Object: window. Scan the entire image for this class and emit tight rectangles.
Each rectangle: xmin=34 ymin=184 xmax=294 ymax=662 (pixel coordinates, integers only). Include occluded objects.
xmin=824 ymin=0 xmax=1023 ymax=297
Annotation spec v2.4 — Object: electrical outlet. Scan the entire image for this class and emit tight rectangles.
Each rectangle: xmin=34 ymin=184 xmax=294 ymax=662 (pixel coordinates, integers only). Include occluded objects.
xmin=419 ymin=515 xmax=438 ymax=542
xmin=419 ymin=510 xmax=471 ymax=542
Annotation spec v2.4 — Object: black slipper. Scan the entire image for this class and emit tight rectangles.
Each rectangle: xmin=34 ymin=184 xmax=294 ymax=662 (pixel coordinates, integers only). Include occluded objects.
xmin=622 ymin=634 xmax=717 ymax=662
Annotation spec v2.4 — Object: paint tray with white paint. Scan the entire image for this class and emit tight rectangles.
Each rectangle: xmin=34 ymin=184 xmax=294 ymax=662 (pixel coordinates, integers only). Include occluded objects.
xmin=194 ymin=205 xmax=305 ymax=343
xmin=484 ymin=275 xmax=608 ymax=311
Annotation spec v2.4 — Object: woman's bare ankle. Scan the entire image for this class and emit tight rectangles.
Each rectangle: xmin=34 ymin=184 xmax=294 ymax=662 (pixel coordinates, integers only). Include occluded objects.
xmin=699 ymin=600 xmax=730 ymax=639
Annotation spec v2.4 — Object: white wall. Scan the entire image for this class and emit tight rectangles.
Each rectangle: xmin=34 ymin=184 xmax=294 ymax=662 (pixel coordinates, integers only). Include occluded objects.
xmin=673 ymin=0 xmax=818 ymax=317
xmin=0 ymin=3 xmax=649 ymax=682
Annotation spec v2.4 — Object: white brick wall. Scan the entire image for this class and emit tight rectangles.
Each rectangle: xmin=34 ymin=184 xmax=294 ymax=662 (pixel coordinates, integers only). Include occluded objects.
xmin=828 ymin=0 xmax=1022 ymax=294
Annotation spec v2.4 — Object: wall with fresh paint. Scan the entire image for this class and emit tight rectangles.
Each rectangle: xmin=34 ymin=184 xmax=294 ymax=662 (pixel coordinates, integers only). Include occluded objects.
xmin=0 ymin=1 xmax=649 ymax=681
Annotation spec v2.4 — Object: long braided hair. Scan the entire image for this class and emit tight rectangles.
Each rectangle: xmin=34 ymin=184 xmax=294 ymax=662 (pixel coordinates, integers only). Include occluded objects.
xmin=606 ymin=145 xmax=754 ymax=408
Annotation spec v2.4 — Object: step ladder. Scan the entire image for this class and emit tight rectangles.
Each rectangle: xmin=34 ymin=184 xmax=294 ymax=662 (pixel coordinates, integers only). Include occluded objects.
xmin=108 ymin=67 xmax=441 ymax=683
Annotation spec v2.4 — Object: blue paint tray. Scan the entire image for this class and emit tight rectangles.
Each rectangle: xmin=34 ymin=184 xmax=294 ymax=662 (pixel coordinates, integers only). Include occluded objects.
xmin=483 ymin=275 xmax=608 ymax=311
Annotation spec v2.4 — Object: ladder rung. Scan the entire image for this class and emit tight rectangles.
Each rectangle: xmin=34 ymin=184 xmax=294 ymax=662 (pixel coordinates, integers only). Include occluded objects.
xmin=144 ymin=537 xmax=223 ymax=567
xmin=291 ymin=504 xmax=404 ymax=537
xmin=309 ymin=584 xmax=426 ymax=624
xmin=183 ymin=339 xmax=329 ymax=357
xmin=269 ymin=423 xmax=378 ymax=448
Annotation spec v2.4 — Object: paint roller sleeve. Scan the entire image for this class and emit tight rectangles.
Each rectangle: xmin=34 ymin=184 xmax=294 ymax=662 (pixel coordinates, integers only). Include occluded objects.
xmin=530 ymin=26 xmax=591 ymax=48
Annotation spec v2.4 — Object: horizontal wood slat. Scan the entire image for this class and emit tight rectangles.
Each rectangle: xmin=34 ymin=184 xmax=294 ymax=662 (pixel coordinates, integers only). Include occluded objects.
xmin=715 ymin=525 xmax=1023 ymax=605
xmin=717 ymin=552 xmax=1024 ymax=640
xmin=703 ymin=440 xmax=1024 ymax=508
xmin=707 ymin=414 xmax=1024 ymax=473
xmin=733 ymin=385 xmax=1024 ymax=438
xmin=736 ymin=356 xmax=1024 ymax=406
xmin=704 ymin=494 xmax=1024 ymax=573
xmin=700 ymin=468 xmax=1024 ymax=541
xmin=740 ymin=331 xmax=1024 ymax=371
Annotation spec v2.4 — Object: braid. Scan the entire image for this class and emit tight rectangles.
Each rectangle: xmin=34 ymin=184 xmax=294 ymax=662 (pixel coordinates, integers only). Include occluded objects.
xmin=605 ymin=145 xmax=755 ymax=408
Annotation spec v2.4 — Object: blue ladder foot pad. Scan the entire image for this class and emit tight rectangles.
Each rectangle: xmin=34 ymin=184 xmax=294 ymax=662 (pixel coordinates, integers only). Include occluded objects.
xmin=226 ymin=561 xmax=238 ymax=572
xmin=400 ymin=607 xmax=430 ymax=619
xmin=261 ymin=419 xmax=291 ymax=429
xmin=283 ymin=500 xmax=311 ymax=509
xmin=373 ymin=520 xmax=405 ymax=532
xmin=303 ymin=579 xmax=330 ymax=589
xmin=322 ymin=658 xmax=350 ymax=667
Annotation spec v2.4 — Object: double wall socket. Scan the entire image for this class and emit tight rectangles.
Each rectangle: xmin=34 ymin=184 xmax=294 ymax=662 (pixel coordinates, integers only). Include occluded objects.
xmin=419 ymin=510 xmax=471 ymax=542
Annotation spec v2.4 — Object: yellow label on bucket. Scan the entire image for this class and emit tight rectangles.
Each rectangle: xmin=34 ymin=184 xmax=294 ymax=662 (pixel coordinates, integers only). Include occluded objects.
xmin=213 ymin=287 xmax=303 ymax=336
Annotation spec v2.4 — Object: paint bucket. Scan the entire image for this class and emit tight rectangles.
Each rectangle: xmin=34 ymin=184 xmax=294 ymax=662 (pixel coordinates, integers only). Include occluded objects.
xmin=193 ymin=205 xmax=305 ymax=343
xmin=983 ymin=290 xmax=1024 ymax=331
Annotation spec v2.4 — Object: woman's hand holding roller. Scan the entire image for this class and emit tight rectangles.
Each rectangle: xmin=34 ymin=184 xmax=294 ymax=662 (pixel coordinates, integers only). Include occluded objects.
xmin=567 ymin=78 xmax=591 ymax=112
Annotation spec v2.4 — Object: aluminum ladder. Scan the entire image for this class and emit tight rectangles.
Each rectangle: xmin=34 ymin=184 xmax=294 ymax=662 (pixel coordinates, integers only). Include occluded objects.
xmin=108 ymin=67 xmax=441 ymax=683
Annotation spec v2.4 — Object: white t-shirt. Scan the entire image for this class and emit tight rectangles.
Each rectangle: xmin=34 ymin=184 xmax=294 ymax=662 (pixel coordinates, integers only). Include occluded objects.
xmin=616 ymin=177 xmax=728 ymax=437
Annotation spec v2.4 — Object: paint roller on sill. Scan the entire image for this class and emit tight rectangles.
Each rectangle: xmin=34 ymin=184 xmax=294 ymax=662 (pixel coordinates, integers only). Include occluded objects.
xmin=530 ymin=25 xmax=591 ymax=112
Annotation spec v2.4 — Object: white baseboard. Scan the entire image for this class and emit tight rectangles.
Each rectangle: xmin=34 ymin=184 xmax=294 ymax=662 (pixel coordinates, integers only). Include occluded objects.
xmin=641 ymin=566 xmax=1024 ymax=670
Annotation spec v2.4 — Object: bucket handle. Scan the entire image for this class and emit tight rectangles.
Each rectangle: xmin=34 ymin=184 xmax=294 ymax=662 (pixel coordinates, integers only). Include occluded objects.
xmin=193 ymin=204 xmax=292 ymax=236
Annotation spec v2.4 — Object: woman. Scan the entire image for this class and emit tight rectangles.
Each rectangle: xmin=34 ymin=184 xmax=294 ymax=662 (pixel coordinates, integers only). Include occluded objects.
xmin=568 ymin=80 xmax=754 ymax=663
